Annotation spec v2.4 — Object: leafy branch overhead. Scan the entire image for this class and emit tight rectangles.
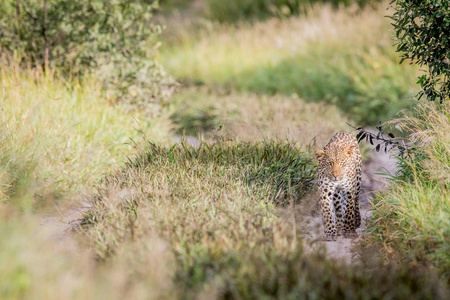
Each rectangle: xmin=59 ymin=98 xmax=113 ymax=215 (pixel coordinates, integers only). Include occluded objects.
xmin=348 ymin=123 xmax=414 ymax=158
xmin=390 ymin=0 xmax=450 ymax=102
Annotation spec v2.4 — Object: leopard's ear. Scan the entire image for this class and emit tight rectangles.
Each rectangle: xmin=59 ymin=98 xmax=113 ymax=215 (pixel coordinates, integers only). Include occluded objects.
xmin=344 ymin=145 xmax=356 ymax=157
xmin=314 ymin=150 xmax=326 ymax=160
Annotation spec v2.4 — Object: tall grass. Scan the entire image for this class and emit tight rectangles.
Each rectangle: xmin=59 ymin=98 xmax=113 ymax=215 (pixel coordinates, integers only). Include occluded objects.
xmin=160 ymin=3 xmax=419 ymax=125
xmin=0 ymin=63 xmax=175 ymax=299
xmin=80 ymin=139 xmax=448 ymax=299
xmin=367 ymin=102 xmax=450 ymax=277
xmin=0 ymin=64 xmax=172 ymax=207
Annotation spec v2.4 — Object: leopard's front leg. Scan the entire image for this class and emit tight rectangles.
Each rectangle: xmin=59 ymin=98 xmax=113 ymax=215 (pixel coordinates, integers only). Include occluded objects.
xmin=354 ymin=164 xmax=362 ymax=229
xmin=342 ymin=188 xmax=358 ymax=237
xmin=318 ymin=182 xmax=338 ymax=240
xmin=333 ymin=190 xmax=346 ymax=236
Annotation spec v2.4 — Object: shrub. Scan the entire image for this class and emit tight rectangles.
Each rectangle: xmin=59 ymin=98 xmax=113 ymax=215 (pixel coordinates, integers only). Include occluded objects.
xmin=0 ymin=0 xmax=176 ymax=111
xmin=390 ymin=0 xmax=450 ymax=102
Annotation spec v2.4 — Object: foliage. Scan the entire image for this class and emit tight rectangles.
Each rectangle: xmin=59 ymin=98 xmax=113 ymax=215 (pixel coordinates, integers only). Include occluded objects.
xmin=390 ymin=0 xmax=450 ymax=102
xmin=0 ymin=0 xmax=176 ymax=110
xmin=351 ymin=123 xmax=414 ymax=158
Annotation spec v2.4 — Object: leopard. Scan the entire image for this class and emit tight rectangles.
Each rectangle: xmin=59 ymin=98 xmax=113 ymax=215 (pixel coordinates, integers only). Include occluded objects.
xmin=314 ymin=132 xmax=362 ymax=240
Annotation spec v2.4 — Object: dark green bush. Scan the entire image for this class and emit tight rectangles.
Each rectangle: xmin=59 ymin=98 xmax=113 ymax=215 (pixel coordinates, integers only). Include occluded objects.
xmin=390 ymin=0 xmax=450 ymax=101
xmin=0 ymin=0 xmax=176 ymax=110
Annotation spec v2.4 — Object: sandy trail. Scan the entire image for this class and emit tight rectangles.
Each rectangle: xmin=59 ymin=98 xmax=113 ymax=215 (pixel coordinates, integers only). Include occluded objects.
xmin=305 ymin=148 xmax=398 ymax=264
xmin=39 ymin=199 xmax=91 ymax=252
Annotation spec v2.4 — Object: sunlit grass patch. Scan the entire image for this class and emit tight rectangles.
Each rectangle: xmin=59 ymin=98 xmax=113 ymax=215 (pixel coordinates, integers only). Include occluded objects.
xmin=160 ymin=3 xmax=419 ymax=125
xmin=369 ymin=183 xmax=450 ymax=271
xmin=0 ymin=65 xmax=172 ymax=207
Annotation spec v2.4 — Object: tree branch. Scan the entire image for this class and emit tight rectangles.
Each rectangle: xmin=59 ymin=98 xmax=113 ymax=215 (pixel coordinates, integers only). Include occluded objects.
xmin=347 ymin=122 xmax=414 ymax=157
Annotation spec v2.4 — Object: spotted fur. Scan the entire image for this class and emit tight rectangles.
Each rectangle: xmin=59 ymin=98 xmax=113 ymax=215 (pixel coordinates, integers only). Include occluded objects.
xmin=315 ymin=132 xmax=362 ymax=239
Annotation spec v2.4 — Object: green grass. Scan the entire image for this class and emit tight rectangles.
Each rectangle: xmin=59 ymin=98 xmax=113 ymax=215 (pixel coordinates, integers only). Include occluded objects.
xmin=366 ymin=102 xmax=450 ymax=279
xmin=160 ymin=2 xmax=419 ymax=125
xmin=80 ymin=139 xmax=448 ymax=299
xmin=0 ymin=64 xmax=172 ymax=208
xmin=1 ymin=1 xmax=449 ymax=298
xmin=0 ymin=64 xmax=174 ymax=299
xmin=369 ymin=183 xmax=450 ymax=272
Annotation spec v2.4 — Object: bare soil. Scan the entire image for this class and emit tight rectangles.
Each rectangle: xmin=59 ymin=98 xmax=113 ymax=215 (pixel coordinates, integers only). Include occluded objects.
xmin=39 ymin=198 xmax=90 ymax=252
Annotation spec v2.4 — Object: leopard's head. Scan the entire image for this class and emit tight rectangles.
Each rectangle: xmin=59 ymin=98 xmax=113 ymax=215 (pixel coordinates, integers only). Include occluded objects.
xmin=315 ymin=145 xmax=355 ymax=181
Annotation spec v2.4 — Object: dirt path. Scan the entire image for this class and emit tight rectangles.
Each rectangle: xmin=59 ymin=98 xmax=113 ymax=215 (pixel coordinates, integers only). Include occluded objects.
xmin=39 ymin=198 xmax=90 ymax=252
xmin=305 ymin=148 xmax=398 ymax=264
xmin=41 ymin=135 xmax=398 ymax=262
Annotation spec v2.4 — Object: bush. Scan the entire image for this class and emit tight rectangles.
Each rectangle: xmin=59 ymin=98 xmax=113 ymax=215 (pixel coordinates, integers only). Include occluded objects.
xmin=390 ymin=0 xmax=450 ymax=102
xmin=0 ymin=0 xmax=176 ymax=111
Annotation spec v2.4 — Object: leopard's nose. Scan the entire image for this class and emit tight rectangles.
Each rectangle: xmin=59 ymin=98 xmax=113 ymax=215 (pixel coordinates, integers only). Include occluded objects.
xmin=331 ymin=172 xmax=342 ymax=181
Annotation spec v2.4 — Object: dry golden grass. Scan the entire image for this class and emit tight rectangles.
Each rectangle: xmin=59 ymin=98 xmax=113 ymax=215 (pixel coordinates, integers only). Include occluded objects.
xmin=170 ymin=87 xmax=350 ymax=146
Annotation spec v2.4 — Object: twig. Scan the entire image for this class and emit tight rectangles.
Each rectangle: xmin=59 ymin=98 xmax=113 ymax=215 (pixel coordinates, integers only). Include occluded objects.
xmin=347 ymin=122 xmax=414 ymax=157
